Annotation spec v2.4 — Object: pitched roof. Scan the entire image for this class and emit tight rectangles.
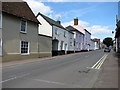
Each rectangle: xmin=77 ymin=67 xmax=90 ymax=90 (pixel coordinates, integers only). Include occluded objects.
xmin=2 ymin=2 xmax=40 ymax=24
xmin=73 ymin=25 xmax=85 ymax=34
xmin=66 ymin=25 xmax=78 ymax=31
xmin=84 ymin=29 xmax=91 ymax=35
xmin=66 ymin=25 xmax=84 ymax=34
xmin=37 ymin=12 xmax=66 ymax=30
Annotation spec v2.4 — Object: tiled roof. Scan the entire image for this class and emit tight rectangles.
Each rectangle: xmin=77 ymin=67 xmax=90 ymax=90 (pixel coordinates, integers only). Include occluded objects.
xmin=37 ymin=12 xmax=66 ymax=30
xmin=2 ymin=2 xmax=40 ymax=24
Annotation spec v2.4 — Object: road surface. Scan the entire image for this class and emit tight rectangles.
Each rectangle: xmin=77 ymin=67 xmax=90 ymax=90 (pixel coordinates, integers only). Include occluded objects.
xmin=2 ymin=49 xmax=110 ymax=88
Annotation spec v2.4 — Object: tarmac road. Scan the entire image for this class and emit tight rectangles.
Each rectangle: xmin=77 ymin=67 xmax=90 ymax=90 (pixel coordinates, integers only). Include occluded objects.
xmin=2 ymin=49 xmax=111 ymax=88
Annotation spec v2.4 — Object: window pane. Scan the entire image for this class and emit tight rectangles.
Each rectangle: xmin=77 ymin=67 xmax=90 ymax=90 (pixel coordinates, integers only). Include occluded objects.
xmin=21 ymin=41 xmax=29 ymax=54
xmin=21 ymin=20 xmax=26 ymax=32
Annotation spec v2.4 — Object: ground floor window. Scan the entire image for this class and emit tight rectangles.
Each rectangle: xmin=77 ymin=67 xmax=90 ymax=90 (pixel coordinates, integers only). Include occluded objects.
xmin=20 ymin=41 xmax=29 ymax=55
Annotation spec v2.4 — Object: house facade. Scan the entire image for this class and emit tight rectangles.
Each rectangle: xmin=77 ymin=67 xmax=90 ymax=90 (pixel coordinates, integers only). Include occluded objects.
xmin=67 ymin=30 xmax=74 ymax=53
xmin=115 ymin=1 xmax=120 ymax=53
xmin=66 ymin=25 xmax=84 ymax=52
xmin=83 ymin=29 xmax=91 ymax=51
xmin=90 ymin=39 xmax=95 ymax=51
xmin=72 ymin=18 xmax=91 ymax=51
xmin=1 ymin=2 xmax=40 ymax=62
xmin=0 ymin=12 xmax=2 ymax=56
xmin=115 ymin=21 xmax=120 ymax=53
xmin=94 ymin=41 xmax=99 ymax=50
xmin=37 ymin=13 xmax=74 ymax=56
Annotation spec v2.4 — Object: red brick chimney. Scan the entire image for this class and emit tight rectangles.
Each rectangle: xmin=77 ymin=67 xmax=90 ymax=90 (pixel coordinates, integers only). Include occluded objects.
xmin=74 ymin=17 xmax=78 ymax=25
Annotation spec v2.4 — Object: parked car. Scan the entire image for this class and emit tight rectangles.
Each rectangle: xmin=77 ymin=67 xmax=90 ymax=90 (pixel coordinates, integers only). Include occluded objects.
xmin=104 ymin=47 xmax=111 ymax=52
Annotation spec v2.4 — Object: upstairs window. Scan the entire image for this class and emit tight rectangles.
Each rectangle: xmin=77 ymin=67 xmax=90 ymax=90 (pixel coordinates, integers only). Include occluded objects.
xmin=55 ymin=28 xmax=58 ymax=35
xmin=20 ymin=19 xmax=27 ymax=33
xmin=70 ymin=34 xmax=72 ymax=39
xmin=64 ymin=31 xmax=66 ymax=37
xmin=21 ymin=41 xmax=29 ymax=55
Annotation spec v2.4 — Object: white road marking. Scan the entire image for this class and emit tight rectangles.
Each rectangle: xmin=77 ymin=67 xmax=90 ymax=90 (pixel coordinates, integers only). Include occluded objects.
xmin=34 ymin=79 xmax=65 ymax=85
xmin=0 ymin=73 xmax=30 ymax=84
xmin=86 ymin=67 xmax=96 ymax=70
xmin=33 ymin=79 xmax=81 ymax=87
xmin=91 ymin=54 xmax=106 ymax=69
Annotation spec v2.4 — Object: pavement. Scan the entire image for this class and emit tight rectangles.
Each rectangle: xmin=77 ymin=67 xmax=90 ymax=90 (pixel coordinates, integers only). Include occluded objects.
xmin=93 ymin=50 xmax=119 ymax=88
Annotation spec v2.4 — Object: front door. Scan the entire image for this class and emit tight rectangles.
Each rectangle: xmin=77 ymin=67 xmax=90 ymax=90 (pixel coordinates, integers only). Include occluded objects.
xmin=60 ymin=41 xmax=64 ymax=50
xmin=64 ymin=44 xmax=67 ymax=54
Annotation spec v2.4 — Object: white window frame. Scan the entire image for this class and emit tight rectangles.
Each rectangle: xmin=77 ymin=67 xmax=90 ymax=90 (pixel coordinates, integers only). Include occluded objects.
xmin=0 ymin=38 xmax=2 ymax=56
xmin=20 ymin=40 xmax=30 ymax=55
xmin=64 ymin=31 xmax=66 ymax=37
xmin=0 ymin=13 xmax=2 ymax=29
xmin=20 ymin=19 xmax=27 ymax=33
xmin=55 ymin=28 xmax=58 ymax=35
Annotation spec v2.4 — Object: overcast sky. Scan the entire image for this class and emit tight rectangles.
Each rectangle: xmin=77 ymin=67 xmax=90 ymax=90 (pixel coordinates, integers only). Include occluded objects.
xmin=25 ymin=0 xmax=118 ymax=41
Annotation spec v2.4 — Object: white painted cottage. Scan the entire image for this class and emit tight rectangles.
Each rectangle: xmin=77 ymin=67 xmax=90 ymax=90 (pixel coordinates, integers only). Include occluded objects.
xmin=37 ymin=13 xmax=74 ymax=56
xmin=66 ymin=25 xmax=84 ymax=52
xmin=72 ymin=18 xmax=91 ymax=51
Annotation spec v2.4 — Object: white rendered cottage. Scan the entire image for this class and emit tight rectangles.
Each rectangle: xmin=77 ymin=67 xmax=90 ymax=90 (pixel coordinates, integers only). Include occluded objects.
xmin=37 ymin=13 xmax=74 ymax=56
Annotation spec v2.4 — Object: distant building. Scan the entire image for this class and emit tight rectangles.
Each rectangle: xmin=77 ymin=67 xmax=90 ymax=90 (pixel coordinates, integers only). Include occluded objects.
xmin=90 ymin=39 xmax=95 ymax=50
xmin=93 ymin=38 xmax=101 ymax=49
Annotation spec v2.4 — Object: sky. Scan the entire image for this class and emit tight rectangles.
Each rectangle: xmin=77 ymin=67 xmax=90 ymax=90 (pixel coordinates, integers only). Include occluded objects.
xmin=25 ymin=0 xmax=118 ymax=41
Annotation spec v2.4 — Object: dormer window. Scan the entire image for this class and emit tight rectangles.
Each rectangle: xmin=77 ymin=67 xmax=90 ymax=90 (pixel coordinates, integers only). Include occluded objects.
xmin=20 ymin=19 xmax=27 ymax=33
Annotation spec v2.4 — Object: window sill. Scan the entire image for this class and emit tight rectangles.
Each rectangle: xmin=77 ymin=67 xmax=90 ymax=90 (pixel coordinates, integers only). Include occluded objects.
xmin=20 ymin=31 xmax=27 ymax=34
xmin=21 ymin=53 xmax=30 ymax=55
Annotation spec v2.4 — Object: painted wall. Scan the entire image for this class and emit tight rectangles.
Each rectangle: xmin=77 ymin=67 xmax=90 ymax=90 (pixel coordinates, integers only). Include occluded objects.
xmin=72 ymin=31 xmax=84 ymax=51
xmin=2 ymin=13 xmax=39 ymax=61
xmin=95 ymin=41 xmax=99 ymax=50
xmin=90 ymin=40 xmax=95 ymax=50
xmin=84 ymin=31 xmax=91 ymax=51
xmin=0 ymin=13 xmax=2 ymax=56
xmin=38 ymin=35 xmax=52 ymax=57
xmin=52 ymin=25 xmax=68 ymax=52
xmin=75 ymin=32 xmax=83 ymax=51
xmin=67 ymin=31 xmax=74 ymax=51
xmin=37 ymin=15 xmax=52 ymax=37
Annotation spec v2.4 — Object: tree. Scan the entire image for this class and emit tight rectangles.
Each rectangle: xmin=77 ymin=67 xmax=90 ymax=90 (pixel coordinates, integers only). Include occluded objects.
xmin=103 ymin=37 xmax=113 ymax=47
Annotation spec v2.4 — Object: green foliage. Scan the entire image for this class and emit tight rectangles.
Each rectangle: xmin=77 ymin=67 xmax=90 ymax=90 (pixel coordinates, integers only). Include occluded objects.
xmin=103 ymin=37 xmax=113 ymax=47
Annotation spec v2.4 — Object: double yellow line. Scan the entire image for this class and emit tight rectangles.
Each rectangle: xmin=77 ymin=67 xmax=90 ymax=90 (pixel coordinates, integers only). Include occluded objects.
xmin=94 ymin=54 xmax=108 ymax=70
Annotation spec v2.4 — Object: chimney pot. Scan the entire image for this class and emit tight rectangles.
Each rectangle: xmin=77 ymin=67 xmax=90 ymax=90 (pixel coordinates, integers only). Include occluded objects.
xmin=56 ymin=20 xmax=61 ymax=24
